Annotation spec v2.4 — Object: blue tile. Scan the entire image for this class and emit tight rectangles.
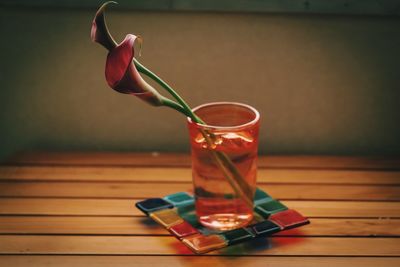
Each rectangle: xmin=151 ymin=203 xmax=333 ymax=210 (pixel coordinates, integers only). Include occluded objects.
xmin=221 ymin=228 xmax=255 ymax=245
xmin=249 ymin=220 xmax=281 ymax=237
xmin=135 ymin=198 xmax=174 ymax=215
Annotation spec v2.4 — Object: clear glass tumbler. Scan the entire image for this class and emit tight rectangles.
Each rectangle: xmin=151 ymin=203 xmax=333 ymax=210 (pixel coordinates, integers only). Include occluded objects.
xmin=187 ymin=102 xmax=260 ymax=231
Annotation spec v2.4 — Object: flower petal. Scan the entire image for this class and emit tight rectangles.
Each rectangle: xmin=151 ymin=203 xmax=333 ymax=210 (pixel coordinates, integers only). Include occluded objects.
xmin=91 ymin=1 xmax=117 ymax=51
xmin=105 ymin=34 xmax=163 ymax=106
xmin=91 ymin=2 xmax=164 ymax=106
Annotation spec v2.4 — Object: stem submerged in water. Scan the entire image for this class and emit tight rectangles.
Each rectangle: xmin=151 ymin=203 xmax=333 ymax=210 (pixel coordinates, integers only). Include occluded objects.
xmin=134 ymin=59 xmax=254 ymax=210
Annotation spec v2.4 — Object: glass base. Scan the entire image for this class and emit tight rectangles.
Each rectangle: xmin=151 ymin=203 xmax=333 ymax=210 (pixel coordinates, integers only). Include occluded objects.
xmin=199 ymin=213 xmax=253 ymax=231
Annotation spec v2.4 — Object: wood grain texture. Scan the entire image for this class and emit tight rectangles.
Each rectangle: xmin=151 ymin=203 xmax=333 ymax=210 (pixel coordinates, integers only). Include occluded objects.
xmin=1 ymin=256 xmax=399 ymax=267
xmin=0 ymin=181 xmax=399 ymax=201
xmin=0 ymin=217 xmax=398 ymax=237
xmin=0 ymin=153 xmax=399 ymax=263
xmin=1 ymin=166 xmax=399 ymax=185
xmin=0 ymin=198 xmax=399 ymax=217
xmin=0 ymin=235 xmax=399 ymax=256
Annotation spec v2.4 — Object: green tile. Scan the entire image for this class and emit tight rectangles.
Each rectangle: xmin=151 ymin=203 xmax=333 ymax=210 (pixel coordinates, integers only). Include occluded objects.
xmin=255 ymin=200 xmax=288 ymax=218
xmin=253 ymin=187 xmax=273 ymax=206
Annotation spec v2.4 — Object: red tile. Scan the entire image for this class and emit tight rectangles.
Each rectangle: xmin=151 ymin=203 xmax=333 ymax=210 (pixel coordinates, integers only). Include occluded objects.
xmin=169 ymin=221 xmax=199 ymax=238
xmin=269 ymin=209 xmax=310 ymax=230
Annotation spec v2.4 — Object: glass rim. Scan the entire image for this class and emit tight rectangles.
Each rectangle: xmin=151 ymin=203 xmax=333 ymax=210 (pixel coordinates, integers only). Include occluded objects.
xmin=187 ymin=101 xmax=260 ymax=130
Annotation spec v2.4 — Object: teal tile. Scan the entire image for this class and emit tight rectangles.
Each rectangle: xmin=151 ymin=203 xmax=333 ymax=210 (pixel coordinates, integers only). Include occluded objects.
xmin=253 ymin=188 xmax=273 ymax=206
xmin=255 ymin=200 xmax=288 ymax=218
xmin=164 ymin=192 xmax=194 ymax=207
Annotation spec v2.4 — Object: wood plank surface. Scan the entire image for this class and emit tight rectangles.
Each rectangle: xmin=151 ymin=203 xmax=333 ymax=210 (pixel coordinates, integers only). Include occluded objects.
xmin=0 ymin=153 xmax=399 ymax=263
xmin=0 ymin=235 xmax=399 ymax=256
xmin=7 ymin=152 xmax=400 ymax=170
xmin=1 ymin=256 xmax=399 ymax=267
xmin=1 ymin=166 xmax=399 ymax=185
xmin=0 ymin=216 xmax=398 ymax=237
xmin=0 ymin=181 xmax=399 ymax=201
xmin=0 ymin=198 xmax=399 ymax=218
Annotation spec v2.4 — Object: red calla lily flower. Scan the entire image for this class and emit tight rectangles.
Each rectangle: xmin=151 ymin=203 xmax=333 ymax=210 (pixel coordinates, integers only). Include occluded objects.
xmin=91 ymin=1 xmax=163 ymax=106
xmin=90 ymin=2 xmax=254 ymax=213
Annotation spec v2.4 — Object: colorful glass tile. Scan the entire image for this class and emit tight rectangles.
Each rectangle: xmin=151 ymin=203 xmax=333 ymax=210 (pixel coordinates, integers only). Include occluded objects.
xmin=253 ymin=187 xmax=273 ymax=206
xmin=169 ymin=221 xmax=199 ymax=238
xmin=177 ymin=205 xmax=202 ymax=228
xmin=149 ymin=208 xmax=183 ymax=228
xmin=164 ymin=192 xmax=194 ymax=207
xmin=135 ymin=187 xmax=310 ymax=254
xmin=269 ymin=209 xmax=309 ymax=230
xmin=254 ymin=199 xmax=288 ymax=218
xmin=249 ymin=220 xmax=281 ymax=237
xmin=182 ymin=234 xmax=227 ymax=254
xmin=252 ymin=211 xmax=266 ymax=223
xmin=135 ymin=198 xmax=173 ymax=215
xmin=222 ymin=227 xmax=254 ymax=245
xmin=176 ymin=202 xmax=195 ymax=215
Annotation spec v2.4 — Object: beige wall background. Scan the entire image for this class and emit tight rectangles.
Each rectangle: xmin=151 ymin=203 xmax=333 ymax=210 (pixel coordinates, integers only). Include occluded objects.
xmin=0 ymin=6 xmax=399 ymax=160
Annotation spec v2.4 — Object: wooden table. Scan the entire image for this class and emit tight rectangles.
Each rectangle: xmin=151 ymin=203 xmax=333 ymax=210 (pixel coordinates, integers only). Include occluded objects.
xmin=0 ymin=152 xmax=399 ymax=266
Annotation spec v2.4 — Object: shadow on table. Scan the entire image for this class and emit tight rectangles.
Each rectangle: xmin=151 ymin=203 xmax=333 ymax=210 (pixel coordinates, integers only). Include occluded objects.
xmin=220 ymin=229 xmax=306 ymax=256
xmin=138 ymin=215 xmax=307 ymax=256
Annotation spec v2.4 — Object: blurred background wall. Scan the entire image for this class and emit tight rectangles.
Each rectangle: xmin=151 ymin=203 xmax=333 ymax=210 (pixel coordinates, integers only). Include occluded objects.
xmin=0 ymin=2 xmax=400 ymax=160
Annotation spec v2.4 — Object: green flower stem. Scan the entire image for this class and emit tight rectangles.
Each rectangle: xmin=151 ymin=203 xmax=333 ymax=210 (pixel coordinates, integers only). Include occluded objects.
xmin=134 ymin=59 xmax=254 ymax=210
xmin=134 ymin=58 xmax=203 ymax=124
xmin=161 ymin=97 xmax=190 ymax=116
xmin=199 ymin=129 xmax=254 ymax=209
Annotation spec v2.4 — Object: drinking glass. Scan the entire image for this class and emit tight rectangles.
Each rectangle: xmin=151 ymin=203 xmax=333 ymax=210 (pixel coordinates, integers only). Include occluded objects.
xmin=187 ymin=102 xmax=260 ymax=230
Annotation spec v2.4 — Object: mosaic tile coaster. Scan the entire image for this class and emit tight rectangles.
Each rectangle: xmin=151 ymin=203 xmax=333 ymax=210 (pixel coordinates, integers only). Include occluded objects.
xmin=135 ymin=188 xmax=310 ymax=254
